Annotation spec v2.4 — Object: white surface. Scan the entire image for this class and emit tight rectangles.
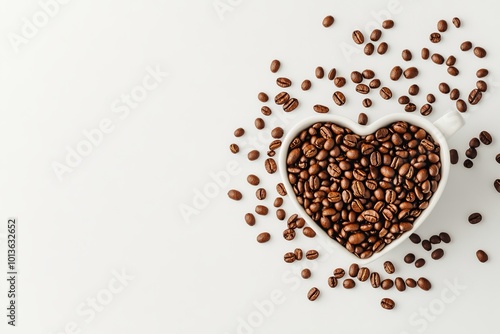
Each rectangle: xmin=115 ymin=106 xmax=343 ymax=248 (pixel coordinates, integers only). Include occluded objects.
xmin=0 ymin=0 xmax=499 ymax=333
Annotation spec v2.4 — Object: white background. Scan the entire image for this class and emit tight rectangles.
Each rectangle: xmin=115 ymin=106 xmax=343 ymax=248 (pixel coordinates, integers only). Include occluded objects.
xmin=0 ymin=0 xmax=500 ymax=333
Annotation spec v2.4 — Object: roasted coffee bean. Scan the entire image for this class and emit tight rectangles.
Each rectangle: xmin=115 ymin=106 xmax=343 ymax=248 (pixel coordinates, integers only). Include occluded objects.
xmin=270 ymin=59 xmax=281 ymax=73
xmin=439 ymin=82 xmax=450 ymax=94
xmin=357 ymin=267 xmax=370 ymax=282
xmin=476 ymin=250 xmax=488 ymax=263
xmin=301 ymin=79 xmax=311 ymax=91
xmin=283 ymin=98 xmax=299 ymax=112
xmin=255 ymin=205 xmax=268 ymax=215
xmin=328 ymin=68 xmax=337 ymax=80
xmin=406 ymin=278 xmax=417 ymax=288
xmin=430 ymin=32 xmax=441 ymax=43
xmin=248 ymin=150 xmax=260 ymax=161
xmin=265 ymin=158 xmax=277 ymax=174
xmin=315 ymin=66 xmax=324 ymax=79
xmin=255 ymin=188 xmax=267 ymax=200
xmin=352 ymin=30 xmax=364 ymax=44
xmin=404 ymin=67 xmax=418 ymax=79
xmin=334 ymin=77 xmax=346 ymax=87
xmin=258 ymin=92 xmax=268 ymax=102
xmin=450 ymin=89 xmax=460 ymax=100
xmin=398 ymin=95 xmax=410 ymax=104
xmin=322 ymin=15 xmax=334 ymax=27
xmin=230 ymin=143 xmax=239 ymax=154
xmin=370 ymin=272 xmax=381 ymax=288
xmin=476 ymin=80 xmax=487 ymax=92
xmin=234 ymin=128 xmax=245 ymax=137
xmin=384 ymin=261 xmax=395 ymax=274
xmin=307 ymin=287 xmax=320 ymax=301
xmin=283 ymin=228 xmax=295 ymax=240
xmin=261 ymin=106 xmax=272 ymax=116
xmin=381 ymin=298 xmax=395 ymax=310
xmin=431 ymin=53 xmax=444 ymax=65
xmin=404 ymin=253 xmax=415 ymax=264
xmin=247 ymin=174 xmax=260 ymax=186
xmin=334 ymin=268 xmax=345 ymax=279
xmin=306 ymin=249 xmax=319 ymax=260
xmin=456 ymin=99 xmax=467 ymax=112
xmin=349 ymin=263 xmax=359 ymax=277
xmin=369 ymin=79 xmax=381 ymax=89
xmin=245 ymin=213 xmax=255 ymax=226
xmin=276 ymin=209 xmax=286 ymax=220
xmin=477 ymin=68 xmax=489 ymax=78
xmin=351 ymin=71 xmax=363 ymax=83
xmin=408 ymin=84 xmax=419 ymax=96
xmin=381 ymin=279 xmax=393 ymax=290
xmin=276 ymin=77 xmax=292 ymax=88
xmin=479 ymin=131 xmax=492 ymax=145
xmin=474 ymin=47 xmax=487 ymax=58
xmin=273 ymin=197 xmax=283 ymax=208
xmin=370 ymin=29 xmax=382 ymax=41
xmin=328 ymin=276 xmax=338 ymax=288
xmin=275 ymin=92 xmax=290 ymax=105
xmin=468 ymin=212 xmax=482 ymax=224
xmin=461 ymin=41 xmax=472 ymax=51
xmin=271 ymin=127 xmax=284 ymax=139
xmin=362 ymin=99 xmax=372 ymax=108
xmin=301 ymin=268 xmax=311 ymax=279
xmin=276 ymin=183 xmax=287 ymax=196
xmin=496 ymin=154 xmax=500 ymax=164
xmin=228 ymin=189 xmax=242 ymax=201
xmin=404 ymin=103 xmax=416 ymax=112
xmin=431 ymin=248 xmax=444 ymax=260
xmin=313 ymin=104 xmax=329 ymax=113
xmin=390 ymin=66 xmax=403 ymax=81
xmin=421 ymin=47 xmax=430 ymax=59
xmin=415 ymin=258 xmax=426 ymax=268
xmin=382 ymin=19 xmax=394 ymax=29
xmin=303 ymin=227 xmax=316 ymax=238
xmin=422 ymin=240 xmax=432 ymax=251
xmin=437 ymin=19 xmax=448 ymax=32
xmin=466 ymin=147 xmax=477 ymax=159
xmin=402 ymin=49 xmax=412 ymax=61
xmin=377 ymin=42 xmax=388 ymax=54
xmin=395 ymin=277 xmax=406 ymax=291
xmin=417 ymin=277 xmax=431 ymax=291
xmin=430 ymin=235 xmax=441 ymax=244
xmin=364 ymin=43 xmax=375 ymax=55
xmin=439 ymin=232 xmax=451 ymax=243
xmin=420 ymin=104 xmax=432 ymax=116
xmin=333 ymin=91 xmax=346 ymax=105
xmin=255 ymin=118 xmax=265 ymax=130
xmin=463 ymin=159 xmax=473 ymax=168
xmin=358 ymin=113 xmax=368 ymax=125
xmin=447 ymin=67 xmax=459 ymax=76
xmin=427 ymin=94 xmax=436 ymax=103
xmin=450 ymin=149 xmax=459 ymax=164
xmin=362 ymin=69 xmax=375 ymax=79
xmin=495 ymin=179 xmax=500 ymax=193
xmin=284 ymin=252 xmax=295 ymax=263
xmin=356 ymin=83 xmax=370 ymax=94
xmin=348 ymin=232 xmax=366 ymax=245
xmin=452 ymin=17 xmax=461 ymax=28
xmin=294 ymin=248 xmax=303 ymax=260
xmin=380 ymin=87 xmax=392 ymax=100
xmin=257 ymin=232 xmax=270 ymax=243
xmin=343 ymin=278 xmax=355 ymax=289
xmin=409 ymin=233 xmax=421 ymax=243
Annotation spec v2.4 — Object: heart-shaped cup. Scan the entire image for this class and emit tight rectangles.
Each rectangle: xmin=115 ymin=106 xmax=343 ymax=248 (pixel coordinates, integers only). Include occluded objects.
xmin=279 ymin=111 xmax=464 ymax=265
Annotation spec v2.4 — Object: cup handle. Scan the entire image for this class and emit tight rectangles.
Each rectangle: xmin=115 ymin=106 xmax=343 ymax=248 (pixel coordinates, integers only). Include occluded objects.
xmin=433 ymin=110 xmax=464 ymax=139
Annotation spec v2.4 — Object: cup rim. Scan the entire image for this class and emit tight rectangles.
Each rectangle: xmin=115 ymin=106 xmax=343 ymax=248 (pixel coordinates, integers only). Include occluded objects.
xmin=278 ymin=113 xmax=450 ymax=265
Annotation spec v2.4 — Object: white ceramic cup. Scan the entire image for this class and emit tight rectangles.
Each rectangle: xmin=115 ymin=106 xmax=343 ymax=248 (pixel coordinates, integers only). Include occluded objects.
xmin=279 ymin=111 xmax=464 ymax=265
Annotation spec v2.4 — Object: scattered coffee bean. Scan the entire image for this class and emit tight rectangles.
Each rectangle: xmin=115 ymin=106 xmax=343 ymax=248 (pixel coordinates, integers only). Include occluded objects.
xmin=301 ymin=79 xmax=311 ymax=91
xmin=380 ymin=87 xmax=392 ymax=99
xmin=275 ymin=91 xmax=290 ymax=105
xmin=349 ymin=263 xmax=359 ymax=277
xmin=358 ymin=113 xmax=368 ymax=125
xmin=415 ymin=258 xmax=426 ymax=268
xmin=271 ymin=127 xmax=284 ymax=139
xmin=283 ymin=98 xmax=299 ymax=112
xmin=421 ymin=47 xmax=430 ymax=59
xmin=265 ymin=158 xmax=277 ymax=174
xmin=468 ymin=212 xmax=482 ymax=224
xmin=230 ymin=143 xmax=239 ymax=154
xmin=420 ymin=104 xmax=432 ymax=116
xmin=404 ymin=67 xmax=418 ymax=79
xmin=228 ymin=189 xmax=242 ymax=201
xmin=255 ymin=188 xmax=267 ymax=200
xmin=452 ymin=17 xmax=461 ymax=28
xmin=276 ymin=209 xmax=286 ymax=220
xmin=398 ymin=95 xmax=410 ymax=104
xmin=406 ymin=278 xmax=417 ymax=288
xmin=313 ymin=104 xmax=329 ymax=113
xmin=417 ymin=277 xmax=431 ymax=291
xmin=402 ymin=49 xmax=412 ymax=61
xmin=261 ymin=106 xmax=272 ymax=116
xmin=258 ymin=92 xmax=268 ymax=102
xmin=476 ymin=68 xmax=489 ymax=78
xmin=377 ymin=42 xmax=388 ymax=54
xmin=343 ymin=279 xmax=356 ymax=289
xmin=381 ymin=279 xmax=393 ymax=290
xmin=408 ymin=84 xmax=419 ymax=96
xmin=294 ymin=248 xmax=303 ymax=260
xmin=456 ymin=99 xmax=467 ymax=112
xmin=466 ymin=147 xmax=477 ymax=159
xmin=479 ymin=131 xmax=492 ymax=145
xmin=284 ymin=252 xmax=295 ymax=263
xmin=334 ymin=77 xmax=346 ymax=87
xmin=307 ymin=287 xmax=320 ymax=301
xmin=351 ymin=71 xmax=363 ymax=83
xmin=460 ymin=41 xmax=472 ymax=51
xmin=301 ymin=268 xmax=311 ymax=279
xmin=404 ymin=103 xmax=416 ymax=112
xmin=333 ymin=268 xmax=345 ymax=279
xmin=270 ymin=59 xmax=281 ymax=73
xmin=276 ymin=77 xmax=292 ymax=88
xmin=352 ymin=30 xmax=364 ymax=44
xmin=303 ymin=227 xmax=316 ymax=238
xmin=370 ymin=272 xmax=381 ymax=288
xmin=333 ymin=91 xmax=346 ymax=105
xmin=404 ymin=253 xmax=415 ymax=263
xmin=274 ymin=197 xmax=283 ymax=208
xmin=369 ymin=79 xmax=381 ymax=88
xmin=356 ymin=267 xmax=369 ymax=282
xmin=463 ymin=159 xmax=473 ymax=168
xmin=247 ymin=174 xmax=260 ymax=186
xmin=283 ymin=228 xmax=295 ymax=240
xmin=395 ymin=277 xmax=406 ymax=291
xmin=276 ymin=183 xmax=287 ymax=196
xmin=234 ymin=128 xmax=245 ymax=137
xmin=446 ymin=55 xmax=456 ymax=66
xmin=422 ymin=240 xmax=432 ymax=251
xmin=362 ymin=69 xmax=375 ymax=79
xmin=410 ymin=233 xmax=421 ymax=244
xmin=248 ymin=150 xmax=260 ymax=161
xmin=390 ymin=66 xmax=403 ymax=81
xmin=255 ymin=118 xmax=265 ymax=130
xmin=381 ymin=298 xmax=395 ymax=310
xmin=450 ymin=89 xmax=460 ymax=100
xmin=430 ymin=235 xmax=441 ymax=244
xmin=476 ymin=250 xmax=488 ymax=263
xmin=431 ymin=248 xmax=444 ymax=260
xmin=439 ymin=82 xmax=450 ymax=94
xmin=439 ymin=232 xmax=451 ymax=243
xmin=429 ymin=32 xmax=441 ymax=43
xmin=255 ymin=205 xmax=268 ymax=215
xmin=495 ymin=179 xmax=500 ymax=193
xmin=474 ymin=47 xmax=487 ymax=58
xmin=257 ymin=232 xmax=270 ymax=243
xmin=431 ymin=53 xmax=445 ymax=64
xmin=328 ymin=276 xmax=338 ymax=288
xmin=356 ymin=83 xmax=370 ymax=94
xmin=382 ymin=19 xmax=394 ymax=29
xmin=476 ymin=80 xmax=487 ymax=92
xmin=370 ymin=29 xmax=382 ymax=41
xmin=315 ymin=66 xmax=324 ymax=79
xmin=447 ymin=67 xmax=459 ymax=76
xmin=437 ymin=19 xmax=448 ymax=32
xmin=245 ymin=213 xmax=255 ymax=226
xmin=496 ymin=154 xmax=500 ymax=164
xmin=364 ymin=43 xmax=375 ymax=55
xmin=362 ymin=98 xmax=372 ymax=108
xmin=328 ymin=68 xmax=337 ymax=80
xmin=384 ymin=261 xmax=395 ymax=274
xmin=306 ymin=249 xmax=319 ymax=260
xmin=450 ymin=149 xmax=459 ymax=164
xmin=322 ymin=15 xmax=334 ymax=27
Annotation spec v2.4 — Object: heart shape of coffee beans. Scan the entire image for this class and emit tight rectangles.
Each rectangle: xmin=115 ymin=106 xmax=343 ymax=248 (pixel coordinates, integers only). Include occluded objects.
xmin=284 ymin=119 xmax=442 ymax=260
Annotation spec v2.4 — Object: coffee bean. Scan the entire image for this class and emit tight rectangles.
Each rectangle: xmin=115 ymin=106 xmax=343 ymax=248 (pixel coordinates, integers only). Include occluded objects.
xmin=450 ymin=89 xmax=460 ymax=100
xmin=476 ymin=80 xmax=487 ymax=93
xmin=255 ymin=205 xmax=268 ymax=215
xmin=477 ymin=68 xmax=489 ymax=78
xmin=270 ymin=127 xmax=284 ymax=139
xmin=450 ymin=149 xmax=459 ymax=164
xmin=381 ymin=279 xmax=393 ymax=290
xmin=245 ymin=213 xmax=255 ymax=226
xmin=404 ymin=103 xmax=416 ymax=112
xmin=307 ymin=287 xmax=320 ymax=301
xmin=377 ymin=42 xmax=388 ymax=54
xmin=315 ymin=66 xmax=324 ymax=79
xmin=422 ymin=240 xmax=432 ymax=251
xmin=430 ymin=32 xmax=441 ymax=43
xmin=495 ymin=179 xmax=500 ymax=193
xmin=447 ymin=67 xmax=459 ymax=76
xmin=327 ymin=68 xmax=337 ymax=80
xmin=234 ymin=128 xmax=245 ymax=137
xmin=256 ymin=188 xmax=267 ymax=200
xmin=306 ymin=249 xmax=319 ymax=260
xmin=415 ymin=258 xmax=426 ymax=268
xmin=461 ymin=41 xmax=472 ymax=51
xmin=301 ymin=269 xmax=311 ymax=279
xmin=322 ymin=15 xmax=334 ymax=27
xmin=431 ymin=53 xmax=444 ymax=64
xmin=427 ymin=94 xmax=436 ymax=103
xmin=421 ymin=48 xmax=430 ymax=59
xmin=409 ymin=84 xmax=419 ymax=96
xmin=261 ymin=106 xmax=272 ymax=116
xmin=362 ymin=69 xmax=375 ymax=79
xmin=328 ymin=276 xmax=338 ymax=288
xmin=476 ymin=250 xmax=488 ymax=263
xmin=258 ymin=92 xmax=268 ymax=102
xmin=333 ymin=268 xmax=345 ymax=279
xmin=479 ymin=131 xmax=492 ymax=145
xmin=395 ymin=277 xmax=406 ymax=291
xmin=370 ymin=272 xmax=381 ymax=288
xmin=404 ymin=253 xmax=415 ymax=263
xmin=265 ymin=158 xmax=277 ymax=175
xmin=248 ymin=150 xmax=260 ymax=161
xmin=333 ymin=91 xmax=346 ymax=105
xmin=362 ymin=99 xmax=372 ymax=108
xmin=404 ymin=67 xmax=418 ymax=79
xmin=276 ymin=209 xmax=286 ymax=220
xmin=383 ymin=261 xmax=395 ymax=274
xmin=439 ymin=232 xmax=451 ymax=243
xmin=358 ymin=113 xmax=368 ymax=125
xmin=406 ymin=278 xmax=417 ymax=288
xmin=275 ymin=92 xmax=290 ymax=105
xmin=257 ymin=232 xmax=270 ymax=243
xmin=283 ymin=98 xmax=299 ymax=112
xmin=313 ymin=104 xmax=329 ymax=113
xmin=398 ymin=95 xmax=410 ymax=104
xmin=301 ymin=79 xmax=311 ymax=91
xmin=456 ymin=99 xmax=467 ymax=112
xmin=420 ymin=104 xmax=432 ymax=116
xmin=466 ymin=147 xmax=477 ymax=159
xmin=270 ymin=59 xmax=280 ymax=73
xmin=452 ymin=17 xmax=461 ymax=28
xmin=230 ymin=143 xmax=239 ymax=154
xmin=283 ymin=228 xmax=295 ymax=240
xmin=351 ymin=71 xmax=363 ymax=83
xmin=352 ymin=30 xmax=364 ymax=44
xmin=463 ymin=159 xmax=473 ymax=168
xmin=446 ymin=55 xmax=456 ymax=66
xmin=284 ymin=252 xmax=295 ymax=263
xmin=370 ymin=29 xmax=382 ymax=41
xmin=247 ymin=174 xmax=260 ymax=186
xmin=430 ymin=235 xmax=441 ymax=244
xmin=343 ymin=278 xmax=356 ymax=289
xmin=334 ymin=77 xmax=346 ymax=87
xmin=496 ymin=154 xmax=500 ymax=164
xmin=255 ymin=118 xmax=265 ymax=130
xmin=437 ymin=19 xmax=448 ymax=32
xmin=474 ymin=47 xmax=487 ymax=58
xmin=468 ymin=212 xmax=482 ymax=224
xmin=303 ymin=227 xmax=316 ymax=238
xmin=417 ymin=277 xmax=431 ymax=291
xmin=349 ymin=263 xmax=359 ymax=277
xmin=228 ymin=189 xmax=243 ymax=201
xmin=390 ymin=66 xmax=403 ymax=81
xmin=357 ymin=267 xmax=370 ymax=282
xmin=439 ymin=82 xmax=450 ymax=94
xmin=276 ymin=183 xmax=287 ymax=196
xmin=409 ymin=233 xmax=421 ymax=243
xmin=356 ymin=83 xmax=370 ymax=94
xmin=276 ymin=77 xmax=292 ymax=88
xmin=364 ymin=43 xmax=375 ymax=55
xmin=348 ymin=232 xmax=366 ymax=245
xmin=380 ymin=87 xmax=392 ymax=99
xmin=294 ymin=248 xmax=303 ymax=260
xmin=431 ymin=248 xmax=444 ymax=260
xmin=402 ymin=49 xmax=412 ymax=61
xmin=381 ymin=298 xmax=395 ymax=310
